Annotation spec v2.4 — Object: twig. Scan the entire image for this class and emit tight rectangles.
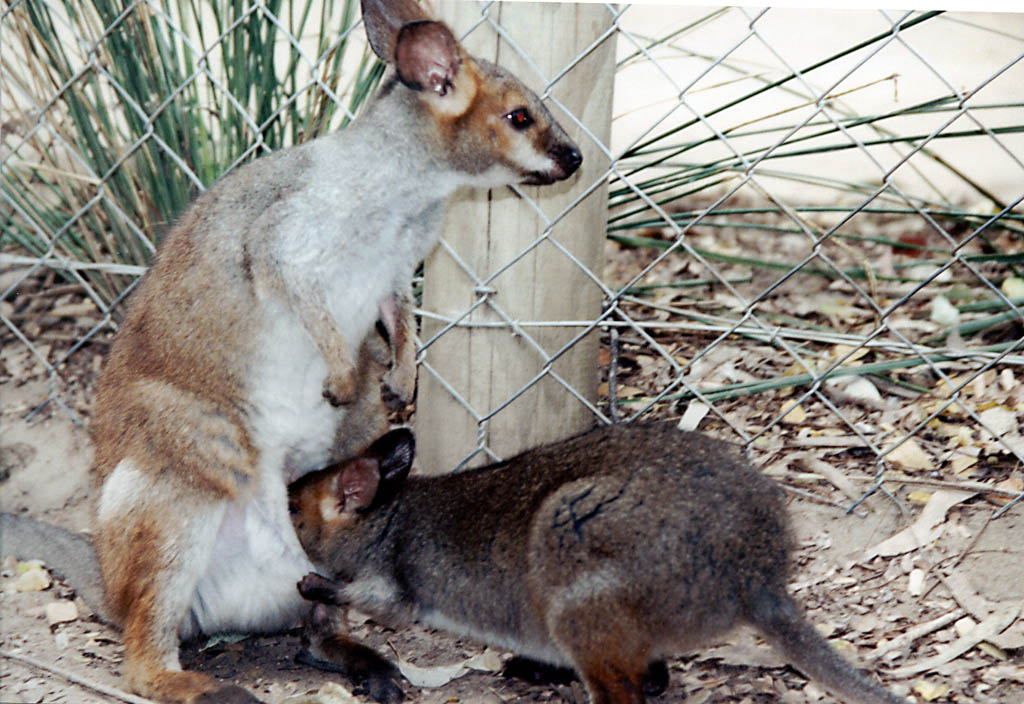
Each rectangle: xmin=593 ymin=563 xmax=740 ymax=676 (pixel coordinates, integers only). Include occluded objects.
xmin=867 ymin=608 xmax=965 ymax=662
xmin=883 ymin=605 xmax=1021 ymax=678
xmin=2 ymin=650 xmax=157 ymax=704
xmin=777 ymin=482 xmax=854 ymax=510
xmin=796 ymin=454 xmax=862 ymax=503
xmin=867 ymin=475 xmax=1024 ymax=500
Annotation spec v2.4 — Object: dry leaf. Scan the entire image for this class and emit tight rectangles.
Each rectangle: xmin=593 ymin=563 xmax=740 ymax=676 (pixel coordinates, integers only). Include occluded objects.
xmin=913 ymin=680 xmax=950 ymax=701
xmin=780 ymin=401 xmax=806 ymax=424
xmin=979 ymin=406 xmax=1017 ymax=437
xmin=397 ymin=659 xmax=470 ymax=688
xmin=396 ymin=649 xmax=501 ymax=688
xmin=465 ymin=649 xmax=503 ymax=672
xmin=866 ymin=490 xmax=974 ymax=558
xmin=597 ymin=382 xmax=644 ymax=399
xmin=950 ymin=455 xmax=978 ymax=476
xmin=678 ymin=401 xmax=710 ymax=431
xmin=887 ymin=438 xmax=933 ymax=471
xmin=990 ymin=476 xmax=1024 ymax=505
xmin=282 ymin=682 xmax=360 ymax=704
xmin=995 ymin=477 xmax=1024 ymax=493
xmin=796 ymin=455 xmax=860 ymax=502
xmin=830 ymin=344 xmax=870 ymax=363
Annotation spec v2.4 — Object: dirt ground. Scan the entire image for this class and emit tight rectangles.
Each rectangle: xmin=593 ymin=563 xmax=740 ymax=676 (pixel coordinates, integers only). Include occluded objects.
xmin=2 ymin=363 xmax=1023 ymax=704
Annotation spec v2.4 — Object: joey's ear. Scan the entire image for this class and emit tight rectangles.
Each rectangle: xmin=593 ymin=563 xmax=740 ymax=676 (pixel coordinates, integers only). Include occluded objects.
xmin=370 ymin=428 xmax=415 ymax=483
xmin=394 ymin=21 xmax=461 ymax=95
xmin=362 ymin=0 xmax=432 ymax=62
xmin=338 ymin=458 xmax=381 ymax=514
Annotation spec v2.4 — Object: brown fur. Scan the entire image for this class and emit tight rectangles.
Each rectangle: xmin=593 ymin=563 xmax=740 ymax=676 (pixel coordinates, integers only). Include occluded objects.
xmin=93 ymin=325 xmax=393 ymax=703
xmin=292 ymin=424 xmax=907 ymax=704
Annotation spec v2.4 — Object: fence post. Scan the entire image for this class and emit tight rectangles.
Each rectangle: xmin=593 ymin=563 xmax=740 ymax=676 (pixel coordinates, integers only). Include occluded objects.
xmin=415 ymin=0 xmax=616 ymax=473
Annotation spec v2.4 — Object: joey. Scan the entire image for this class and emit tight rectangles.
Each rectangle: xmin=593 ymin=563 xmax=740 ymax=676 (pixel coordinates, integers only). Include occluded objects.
xmin=292 ymin=424 xmax=908 ymax=704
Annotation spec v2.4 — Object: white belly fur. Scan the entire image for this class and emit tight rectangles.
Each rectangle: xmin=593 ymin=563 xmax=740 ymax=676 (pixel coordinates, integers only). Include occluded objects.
xmin=247 ymin=302 xmax=344 ymax=482
xmin=185 ymin=479 xmax=315 ymax=638
xmin=185 ymin=301 xmax=366 ymax=636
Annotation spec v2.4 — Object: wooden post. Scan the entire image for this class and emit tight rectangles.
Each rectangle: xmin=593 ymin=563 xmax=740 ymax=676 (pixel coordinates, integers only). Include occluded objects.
xmin=416 ymin=1 xmax=616 ymax=473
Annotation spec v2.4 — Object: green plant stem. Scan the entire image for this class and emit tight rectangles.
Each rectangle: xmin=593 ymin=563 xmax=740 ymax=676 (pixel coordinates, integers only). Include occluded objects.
xmin=619 ymin=339 xmax=1023 ymax=405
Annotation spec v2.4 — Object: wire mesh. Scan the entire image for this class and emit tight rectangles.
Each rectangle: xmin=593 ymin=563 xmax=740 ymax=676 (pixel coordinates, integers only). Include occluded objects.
xmin=2 ymin=2 xmax=1022 ymax=514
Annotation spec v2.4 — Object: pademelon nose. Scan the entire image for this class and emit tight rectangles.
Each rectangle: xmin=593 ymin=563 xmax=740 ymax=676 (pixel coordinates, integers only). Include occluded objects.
xmin=553 ymin=144 xmax=583 ymax=176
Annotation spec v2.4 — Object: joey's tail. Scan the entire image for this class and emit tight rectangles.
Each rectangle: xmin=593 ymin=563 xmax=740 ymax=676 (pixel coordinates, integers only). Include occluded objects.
xmin=0 ymin=512 xmax=111 ymax=623
xmin=746 ymin=589 xmax=906 ymax=704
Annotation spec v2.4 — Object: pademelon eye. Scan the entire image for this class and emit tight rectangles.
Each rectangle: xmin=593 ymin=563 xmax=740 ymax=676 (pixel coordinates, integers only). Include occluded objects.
xmin=505 ymin=107 xmax=534 ymax=131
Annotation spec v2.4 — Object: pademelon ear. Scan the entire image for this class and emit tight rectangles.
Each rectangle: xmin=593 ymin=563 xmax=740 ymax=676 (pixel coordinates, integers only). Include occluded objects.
xmin=361 ymin=0 xmax=433 ymax=63
xmin=394 ymin=20 xmax=461 ymax=95
xmin=337 ymin=458 xmax=381 ymax=515
xmin=370 ymin=428 xmax=415 ymax=484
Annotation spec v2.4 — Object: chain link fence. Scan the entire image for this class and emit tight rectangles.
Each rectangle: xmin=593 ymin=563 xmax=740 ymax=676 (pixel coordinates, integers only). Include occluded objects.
xmin=2 ymin=2 xmax=1023 ymax=514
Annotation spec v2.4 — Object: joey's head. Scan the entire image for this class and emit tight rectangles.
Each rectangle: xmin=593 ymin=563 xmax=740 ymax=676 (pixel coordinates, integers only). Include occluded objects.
xmin=362 ymin=0 xmax=582 ymax=188
xmin=289 ymin=428 xmax=415 ymax=564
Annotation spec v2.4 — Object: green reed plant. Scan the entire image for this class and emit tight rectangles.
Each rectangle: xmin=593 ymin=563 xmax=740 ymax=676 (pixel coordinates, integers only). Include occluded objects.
xmin=1 ymin=0 xmax=380 ymax=305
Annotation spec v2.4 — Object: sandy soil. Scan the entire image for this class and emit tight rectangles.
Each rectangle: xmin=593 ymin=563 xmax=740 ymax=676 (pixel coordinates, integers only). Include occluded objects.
xmin=2 ymin=371 xmax=1023 ymax=704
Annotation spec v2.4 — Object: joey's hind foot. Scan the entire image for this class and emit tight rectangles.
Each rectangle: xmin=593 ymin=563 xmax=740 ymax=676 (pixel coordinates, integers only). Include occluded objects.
xmin=296 ymin=646 xmax=404 ymax=703
xmin=193 ymin=684 xmax=262 ymax=704
xmin=300 ymin=600 xmax=404 ymax=703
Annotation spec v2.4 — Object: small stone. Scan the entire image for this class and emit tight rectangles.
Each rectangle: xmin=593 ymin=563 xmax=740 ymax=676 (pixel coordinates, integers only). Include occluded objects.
xmin=45 ymin=599 xmax=79 ymax=625
xmin=14 ymin=567 xmax=51 ymax=592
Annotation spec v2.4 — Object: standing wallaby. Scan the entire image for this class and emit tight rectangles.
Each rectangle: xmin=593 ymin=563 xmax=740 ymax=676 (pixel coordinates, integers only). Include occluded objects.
xmin=291 ymin=424 xmax=908 ymax=704
xmin=89 ymin=0 xmax=582 ymax=701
